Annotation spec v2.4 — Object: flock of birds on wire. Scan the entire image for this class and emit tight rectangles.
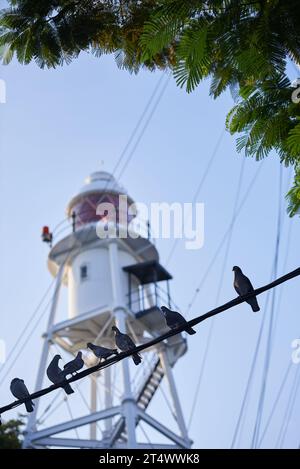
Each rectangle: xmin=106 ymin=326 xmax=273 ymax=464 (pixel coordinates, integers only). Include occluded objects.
xmin=8 ymin=266 xmax=260 ymax=415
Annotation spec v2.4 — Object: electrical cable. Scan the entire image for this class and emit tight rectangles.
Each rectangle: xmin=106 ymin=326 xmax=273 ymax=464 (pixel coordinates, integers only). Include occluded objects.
xmin=0 ymin=293 xmax=55 ymax=387
xmin=251 ymin=166 xmax=283 ymax=448
xmin=186 ymin=161 xmax=265 ymax=317
xmin=188 ymin=158 xmax=246 ymax=430
xmin=166 ymin=129 xmax=225 ymax=266
xmin=230 ymin=287 xmax=272 ymax=448
xmin=65 ymin=397 xmax=80 ymax=439
xmin=0 ymin=71 xmax=170 ymax=393
xmin=1 ymin=265 xmax=300 ymax=416
xmin=0 ymin=280 xmax=55 ymax=380
xmin=51 ymin=72 xmax=169 ymax=235
xmin=258 ymin=361 xmax=293 ymax=447
xmin=276 ymin=365 xmax=300 ymax=448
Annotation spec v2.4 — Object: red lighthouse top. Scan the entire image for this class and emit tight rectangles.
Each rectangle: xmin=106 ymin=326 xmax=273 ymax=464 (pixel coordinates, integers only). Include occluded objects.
xmin=66 ymin=171 xmax=135 ymax=229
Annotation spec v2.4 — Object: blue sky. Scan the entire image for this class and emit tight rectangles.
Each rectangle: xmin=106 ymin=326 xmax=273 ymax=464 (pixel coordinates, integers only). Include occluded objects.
xmin=0 ymin=14 xmax=300 ymax=448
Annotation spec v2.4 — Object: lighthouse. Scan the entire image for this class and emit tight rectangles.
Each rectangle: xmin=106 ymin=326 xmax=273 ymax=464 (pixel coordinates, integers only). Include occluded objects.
xmin=23 ymin=171 xmax=192 ymax=449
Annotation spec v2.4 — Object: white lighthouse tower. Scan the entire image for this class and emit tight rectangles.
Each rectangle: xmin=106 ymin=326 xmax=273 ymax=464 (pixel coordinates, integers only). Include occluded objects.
xmin=23 ymin=171 xmax=192 ymax=449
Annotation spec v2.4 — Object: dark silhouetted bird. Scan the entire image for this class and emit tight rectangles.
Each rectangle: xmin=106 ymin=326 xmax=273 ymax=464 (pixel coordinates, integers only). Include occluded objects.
xmin=63 ymin=351 xmax=84 ymax=376
xmin=87 ymin=343 xmax=118 ymax=361
xmin=161 ymin=306 xmax=196 ymax=335
xmin=232 ymin=266 xmax=260 ymax=312
xmin=47 ymin=355 xmax=74 ymax=395
xmin=10 ymin=378 xmax=34 ymax=413
xmin=111 ymin=326 xmax=141 ymax=365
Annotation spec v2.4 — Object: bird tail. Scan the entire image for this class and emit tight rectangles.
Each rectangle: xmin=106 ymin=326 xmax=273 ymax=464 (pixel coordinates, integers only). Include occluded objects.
xmin=185 ymin=326 xmax=196 ymax=335
xmin=62 ymin=383 xmax=75 ymax=395
xmin=248 ymin=297 xmax=260 ymax=313
xmin=25 ymin=400 xmax=34 ymax=413
xmin=132 ymin=353 xmax=142 ymax=366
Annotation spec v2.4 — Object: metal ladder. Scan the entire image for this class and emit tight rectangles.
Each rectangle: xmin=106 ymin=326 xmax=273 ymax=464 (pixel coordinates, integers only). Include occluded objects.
xmin=110 ymin=358 xmax=165 ymax=444
xmin=136 ymin=358 xmax=164 ymax=411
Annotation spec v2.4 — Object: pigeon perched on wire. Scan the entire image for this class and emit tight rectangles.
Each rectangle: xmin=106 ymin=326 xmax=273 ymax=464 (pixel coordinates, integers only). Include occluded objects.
xmin=10 ymin=378 xmax=34 ymax=413
xmin=161 ymin=306 xmax=196 ymax=335
xmin=232 ymin=266 xmax=260 ymax=312
xmin=47 ymin=355 xmax=74 ymax=395
xmin=87 ymin=343 xmax=118 ymax=361
xmin=111 ymin=326 xmax=142 ymax=365
xmin=63 ymin=351 xmax=84 ymax=376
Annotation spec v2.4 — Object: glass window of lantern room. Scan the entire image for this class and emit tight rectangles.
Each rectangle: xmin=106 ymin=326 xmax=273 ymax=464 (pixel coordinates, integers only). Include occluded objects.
xmin=80 ymin=264 xmax=89 ymax=281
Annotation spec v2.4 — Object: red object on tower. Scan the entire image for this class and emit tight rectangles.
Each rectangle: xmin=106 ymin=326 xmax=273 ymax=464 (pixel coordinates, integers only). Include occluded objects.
xmin=42 ymin=226 xmax=53 ymax=245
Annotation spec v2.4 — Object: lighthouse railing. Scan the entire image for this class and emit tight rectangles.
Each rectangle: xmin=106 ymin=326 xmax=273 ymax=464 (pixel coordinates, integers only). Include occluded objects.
xmin=51 ymin=217 xmax=154 ymax=245
xmin=127 ymin=284 xmax=179 ymax=315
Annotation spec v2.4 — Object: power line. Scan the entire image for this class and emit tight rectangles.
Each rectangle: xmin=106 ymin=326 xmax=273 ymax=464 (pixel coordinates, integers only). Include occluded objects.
xmin=115 ymin=73 xmax=171 ymax=180
xmin=1 ymin=266 xmax=300 ymax=416
xmin=51 ymin=72 xmax=169 ymax=236
xmin=256 ymin=212 xmax=294 ymax=448
xmin=166 ymin=128 xmax=225 ymax=266
xmin=269 ymin=170 xmax=294 ymax=351
xmin=276 ymin=365 xmax=300 ymax=448
xmin=0 ymin=291 xmax=55 ymax=387
xmin=230 ymin=236 xmax=282 ymax=448
xmin=139 ymin=421 xmax=154 ymax=447
xmin=230 ymin=302 xmax=268 ymax=448
xmin=186 ymin=161 xmax=264 ymax=317
xmin=0 ymin=280 xmax=55 ymax=380
xmin=127 ymin=322 xmax=176 ymax=421
xmin=0 ymin=72 xmax=170 ymax=388
xmin=188 ymin=158 xmax=246 ymax=430
xmin=51 ymin=344 xmax=105 ymax=435
xmin=231 ymin=166 xmax=291 ymax=448
xmin=258 ymin=361 xmax=292 ymax=447
xmin=65 ymin=398 xmax=80 ymax=440
xmin=112 ymin=72 xmax=167 ymax=178
xmin=251 ymin=165 xmax=283 ymax=448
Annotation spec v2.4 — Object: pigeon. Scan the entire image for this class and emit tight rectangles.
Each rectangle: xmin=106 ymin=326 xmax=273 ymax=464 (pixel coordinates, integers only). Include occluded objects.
xmin=63 ymin=351 xmax=84 ymax=376
xmin=161 ymin=306 xmax=196 ymax=335
xmin=232 ymin=266 xmax=260 ymax=312
xmin=87 ymin=343 xmax=118 ymax=361
xmin=111 ymin=326 xmax=142 ymax=365
xmin=46 ymin=355 xmax=74 ymax=395
xmin=10 ymin=378 xmax=34 ymax=413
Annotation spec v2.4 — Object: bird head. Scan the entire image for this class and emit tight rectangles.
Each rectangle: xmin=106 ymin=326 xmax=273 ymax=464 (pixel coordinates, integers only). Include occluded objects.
xmin=232 ymin=266 xmax=241 ymax=272
xmin=11 ymin=378 xmax=21 ymax=384
xmin=161 ymin=306 xmax=168 ymax=315
xmin=77 ymin=351 xmax=83 ymax=358
xmin=86 ymin=343 xmax=92 ymax=349
xmin=54 ymin=354 xmax=61 ymax=360
xmin=112 ymin=326 xmax=118 ymax=333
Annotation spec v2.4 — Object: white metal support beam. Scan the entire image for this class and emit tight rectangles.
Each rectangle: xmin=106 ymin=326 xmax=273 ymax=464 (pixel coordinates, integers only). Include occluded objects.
xmin=28 ymin=406 xmax=122 ymax=442
xmin=34 ymin=437 xmax=180 ymax=450
xmin=137 ymin=408 xmax=189 ymax=448
xmin=34 ymin=437 xmax=109 ymax=449
xmin=160 ymin=347 xmax=191 ymax=445
xmin=90 ymin=375 xmax=98 ymax=439
xmin=49 ymin=304 xmax=110 ymax=335
xmin=109 ymin=241 xmax=138 ymax=449
xmin=24 ymin=264 xmax=65 ymax=443
xmin=104 ymin=365 xmax=113 ymax=434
